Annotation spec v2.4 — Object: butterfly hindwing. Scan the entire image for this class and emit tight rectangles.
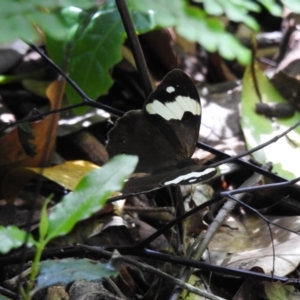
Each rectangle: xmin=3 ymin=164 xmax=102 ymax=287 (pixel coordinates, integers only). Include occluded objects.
xmin=106 ymin=110 xmax=183 ymax=173
xmin=122 ymin=165 xmax=217 ymax=195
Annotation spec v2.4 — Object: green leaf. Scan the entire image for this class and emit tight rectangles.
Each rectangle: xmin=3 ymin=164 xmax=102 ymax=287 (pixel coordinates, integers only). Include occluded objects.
xmin=64 ymin=7 xmax=125 ymax=112
xmin=46 ymin=155 xmax=138 ymax=241
xmin=238 ymin=0 xmax=261 ymax=12
xmin=39 ymin=196 xmax=52 ymax=241
xmin=0 ymin=226 xmax=35 ymax=254
xmin=218 ymin=33 xmax=251 ymax=64
xmin=0 ymin=0 xmax=96 ymax=44
xmin=45 ymin=7 xmax=84 ymax=68
xmin=202 ymin=1 xmax=223 ymax=15
xmin=34 ymin=258 xmax=119 ymax=292
xmin=0 ymin=15 xmax=39 ymax=44
xmin=241 ymin=61 xmax=300 ymax=180
xmin=257 ymin=0 xmax=282 ymax=16
xmin=30 ymin=11 xmax=72 ymax=42
xmin=131 ymin=9 xmax=156 ymax=34
xmin=221 ymin=1 xmax=259 ymax=30
xmin=46 ymin=4 xmax=154 ymax=111
xmin=194 ymin=0 xmax=260 ymax=30
xmin=47 ymin=7 xmax=120 ymax=112
xmin=129 ymin=0 xmax=251 ymax=64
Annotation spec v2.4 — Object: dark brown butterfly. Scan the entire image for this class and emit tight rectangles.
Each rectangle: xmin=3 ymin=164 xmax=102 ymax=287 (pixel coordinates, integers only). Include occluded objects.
xmin=106 ymin=69 xmax=216 ymax=194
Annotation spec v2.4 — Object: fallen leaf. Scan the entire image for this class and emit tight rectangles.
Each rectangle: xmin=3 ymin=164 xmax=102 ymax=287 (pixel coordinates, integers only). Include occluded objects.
xmin=264 ymin=282 xmax=299 ymax=300
xmin=209 ymin=214 xmax=300 ymax=276
xmin=28 ymin=160 xmax=99 ymax=191
xmin=0 ymin=79 xmax=65 ymax=198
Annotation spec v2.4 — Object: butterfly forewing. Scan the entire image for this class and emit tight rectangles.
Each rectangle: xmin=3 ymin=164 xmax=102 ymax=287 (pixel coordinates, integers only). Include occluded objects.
xmin=145 ymin=70 xmax=201 ymax=158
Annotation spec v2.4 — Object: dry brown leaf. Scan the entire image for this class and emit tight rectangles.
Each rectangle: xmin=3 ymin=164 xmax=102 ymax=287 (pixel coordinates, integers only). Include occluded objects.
xmin=209 ymin=214 xmax=300 ymax=276
xmin=133 ymin=218 xmax=170 ymax=251
xmin=233 ymin=277 xmax=265 ymax=300
xmin=0 ymin=79 xmax=65 ymax=199
xmin=117 ymin=265 xmax=136 ymax=298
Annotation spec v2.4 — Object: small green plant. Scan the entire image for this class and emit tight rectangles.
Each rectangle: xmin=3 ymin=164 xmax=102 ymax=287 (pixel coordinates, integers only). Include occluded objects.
xmin=0 ymin=155 xmax=138 ymax=299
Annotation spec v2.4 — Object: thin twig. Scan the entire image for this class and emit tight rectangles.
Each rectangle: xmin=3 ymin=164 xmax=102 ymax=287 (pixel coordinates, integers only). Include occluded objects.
xmin=195 ymin=165 xmax=270 ymax=259
xmin=220 ymin=176 xmax=300 ymax=197
xmin=170 ymin=165 xmax=271 ymax=300
xmin=106 ymin=277 xmax=127 ymax=300
xmin=124 ymin=206 xmax=175 ymax=213
xmin=198 ymin=141 xmax=288 ymax=183
xmin=115 ymin=0 xmax=153 ymax=99
xmin=0 ymin=286 xmax=20 ymax=300
xmin=79 ymin=246 xmax=226 ymax=300
xmin=209 ymin=120 xmax=300 ymax=170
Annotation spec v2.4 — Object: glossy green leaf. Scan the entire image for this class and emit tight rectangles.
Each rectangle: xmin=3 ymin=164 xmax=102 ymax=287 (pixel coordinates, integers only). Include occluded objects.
xmin=46 ymin=4 xmax=154 ymax=112
xmin=241 ymin=62 xmax=300 ymax=180
xmin=46 ymin=155 xmax=138 ymax=241
xmin=64 ymin=7 xmax=124 ymax=112
xmin=0 ymin=226 xmax=35 ymax=254
xmin=34 ymin=258 xmax=119 ymax=292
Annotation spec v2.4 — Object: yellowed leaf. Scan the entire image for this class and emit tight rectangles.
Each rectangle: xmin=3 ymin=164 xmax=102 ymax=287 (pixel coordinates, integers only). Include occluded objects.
xmin=1 ymin=160 xmax=99 ymax=200
xmin=27 ymin=160 xmax=99 ymax=191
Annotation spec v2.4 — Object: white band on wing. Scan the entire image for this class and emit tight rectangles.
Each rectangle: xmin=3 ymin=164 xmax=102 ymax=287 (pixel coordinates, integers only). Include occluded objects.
xmin=146 ymin=96 xmax=201 ymax=120
xmin=163 ymin=168 xmax=216 ymax=185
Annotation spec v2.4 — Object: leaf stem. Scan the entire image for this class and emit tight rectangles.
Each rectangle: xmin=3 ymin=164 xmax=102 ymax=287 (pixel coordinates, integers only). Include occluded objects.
xmin=26 ymin=242 xmax=45 ymax=298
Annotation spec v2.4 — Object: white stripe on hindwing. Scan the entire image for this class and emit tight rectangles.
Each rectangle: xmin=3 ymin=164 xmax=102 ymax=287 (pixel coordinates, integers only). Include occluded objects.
xmin=163 ymin=168 xmax=216 ymax=185
xmin=145 ymin=96 xmax=201 ymax=121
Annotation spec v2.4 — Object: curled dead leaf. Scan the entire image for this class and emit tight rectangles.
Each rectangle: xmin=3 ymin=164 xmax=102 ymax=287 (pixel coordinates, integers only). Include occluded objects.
xmin=0 ymin=79 xmax=65 ymax=199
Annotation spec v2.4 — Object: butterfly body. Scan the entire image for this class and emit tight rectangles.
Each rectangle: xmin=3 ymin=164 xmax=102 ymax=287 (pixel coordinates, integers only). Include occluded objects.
xmin=107 ymin=69 xmax=216 ymax=193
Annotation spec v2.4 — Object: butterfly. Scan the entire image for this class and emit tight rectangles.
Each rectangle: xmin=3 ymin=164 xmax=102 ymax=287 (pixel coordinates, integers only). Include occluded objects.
xmin=106 ymin=69 xmax=216 ymax=195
